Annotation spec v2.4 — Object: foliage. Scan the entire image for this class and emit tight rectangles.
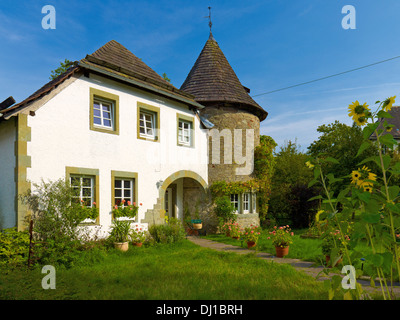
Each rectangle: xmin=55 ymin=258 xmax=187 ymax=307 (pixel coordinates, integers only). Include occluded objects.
xmin=20 ymin=179 xmax=98 ymax=242
xmin=268 ymin=225 xmax=294 ymax=248
xmin=112 ymin=200 xmax=140 ymax=219
xmin=307 ymin=95 xmax=400 ymax=300
xmin=210 ymin=180 xmax=259 ymax=198
xmin=49 ymin=59 xmax=74 ymax=80
xmin=148 ymin=218 xmax=186 ymax=244
xmin=242 ymin=225 xmax=262 ymax=243
xmin=213 ymin=196 xmax=237 ymax=226
xmin=320 ymin=228 xmax=350 ymax=256
xmin=225 ymin=221 xmax=241 ymax=238
xmin=254 ymin=135 xmax=277 ymax=219
xmin=0 ymin=228 xmax=30 ymax=268
xmin=268 ymin=140 xmax=318 ymax=227
xmin=130 ymin=225 xmax=147 ymax=243
xmin=288 ymin=184 xmax=320 ymax=229
xmin=109 ymin=220 xmax=131 ymax=243
xmin=307 ymin=120 xmax=378 ymax=194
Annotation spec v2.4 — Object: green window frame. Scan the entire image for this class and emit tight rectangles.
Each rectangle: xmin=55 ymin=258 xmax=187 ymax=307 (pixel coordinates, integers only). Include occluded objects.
xmin=111 ymin=170 xmax=138 ymax=220
xmin=65 ymin=166 xmax=100 ymax=224
xmin=90 ymin=87 xmax=119 ymax=135
xmin=177 ymin=113 xmax=195 ymax=147
xmin=137 ymin=102 xmax=160 ymax=142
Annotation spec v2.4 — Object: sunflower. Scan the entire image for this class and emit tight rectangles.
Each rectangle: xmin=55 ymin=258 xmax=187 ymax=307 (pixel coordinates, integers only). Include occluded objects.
xmin=382 ymin=96 xmax=396 ymax=112
xmin=351 ymin=170 xmax=362 ymax=185
xmin=348 ymin=101 xmax=370 ymax=126
xmin=361 ymin=181 xmax=373 ymax=193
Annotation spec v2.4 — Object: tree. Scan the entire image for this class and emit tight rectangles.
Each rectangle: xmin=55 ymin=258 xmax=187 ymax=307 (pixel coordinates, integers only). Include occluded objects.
xmin=307 ymin=120 xmax=378 ymax=193
xmin=254 ymin=135 xmax=277 ymax=221
xmin=49 ymin=59 xmax=74 ymax=80
xmin=267 ymin=140 xmax=319 ymax=228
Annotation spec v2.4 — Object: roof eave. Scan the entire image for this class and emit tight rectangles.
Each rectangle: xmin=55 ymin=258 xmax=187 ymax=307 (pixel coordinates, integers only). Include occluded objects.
xmin=78 ymin=61 xmax=204 ymax=110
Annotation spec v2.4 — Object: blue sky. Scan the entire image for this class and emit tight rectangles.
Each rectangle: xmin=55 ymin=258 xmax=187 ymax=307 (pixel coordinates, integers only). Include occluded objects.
xmin=1 ymin=0 xmax=400 ymax=151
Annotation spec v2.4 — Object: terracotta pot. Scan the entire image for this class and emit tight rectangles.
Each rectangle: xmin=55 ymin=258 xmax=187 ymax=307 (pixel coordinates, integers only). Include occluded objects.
xmin=133 ymin=242 xmax=143 ymax=247
xmin=247 ymin=241 xmax=256 ymax=248
xmin=326 ymin=255 xmax=342 ymax=267
xmin=192 ymin=223 xmax=202 ymax=230
xmin=275 ymin=246 xmax=289 ymax=258
xmin=114 ymin=241 xmax=129 ymax=252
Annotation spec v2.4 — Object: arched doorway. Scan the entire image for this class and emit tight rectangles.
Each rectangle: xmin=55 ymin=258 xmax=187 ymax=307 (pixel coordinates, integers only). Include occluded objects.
xmin=159 ymin=170 xmax=207 ymax=222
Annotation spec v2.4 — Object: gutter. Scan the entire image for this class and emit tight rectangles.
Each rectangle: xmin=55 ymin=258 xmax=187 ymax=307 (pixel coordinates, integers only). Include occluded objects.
xmin=78 ymin=61 xmax=205 ymax=110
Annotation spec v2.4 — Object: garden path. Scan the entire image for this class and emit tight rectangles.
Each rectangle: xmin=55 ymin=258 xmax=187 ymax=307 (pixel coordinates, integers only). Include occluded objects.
xmin=187 ymin=236 xmax=400 ymax=299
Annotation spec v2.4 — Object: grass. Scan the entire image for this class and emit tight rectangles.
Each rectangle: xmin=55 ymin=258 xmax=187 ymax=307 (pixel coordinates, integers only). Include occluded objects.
xmin=203 ymin=229 xmax=373 ymax=266
xmin=0 ymin=240 xmax=327 ymax=300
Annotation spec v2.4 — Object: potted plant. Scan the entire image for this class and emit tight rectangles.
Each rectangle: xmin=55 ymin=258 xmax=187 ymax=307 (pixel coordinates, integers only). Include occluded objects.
xmin=191 ymin=206 xmax=202 ymax=230
xmin=268 ymin=225 xmax=294 ymax=257
xmin=130 ymin=225 xmax=147 ymax=247
xmin=112 ymin=200 xmax=140 ymax=220
xmin=109 ymin=220 xmax=131 ymax=251
xmin=229 ymin=222 xmax=242 ymax=240
xmin=321 ymin=229 xmax=348 ymax=267
xmin=243 ymin=225 xmax=261 ymax=248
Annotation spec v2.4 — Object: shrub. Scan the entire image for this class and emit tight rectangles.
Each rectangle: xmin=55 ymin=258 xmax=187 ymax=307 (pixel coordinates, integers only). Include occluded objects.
xmin=214 ymin=196 xmax=236 ymax=226
xmin=148 ymin=218 xmax=186 ymax=244
xmin=0 ymin=228 xmax=30 ymax=268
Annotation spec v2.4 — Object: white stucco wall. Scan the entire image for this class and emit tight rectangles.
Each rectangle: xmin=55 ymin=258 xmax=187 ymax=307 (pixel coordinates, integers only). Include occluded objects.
xmin=0 ymin=117 xmax=16 ymax=229
xmin=26 ymin=73 xmax=208 ymax=237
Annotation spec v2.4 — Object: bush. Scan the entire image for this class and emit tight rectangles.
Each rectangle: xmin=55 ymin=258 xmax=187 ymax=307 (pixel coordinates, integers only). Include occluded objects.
xmin=0 ymin=228 xmax=30 ymax=268
xmin=148 ymin=218 xmax=186 ymax=244
xmin=214 ymin=196 xmax=236 ymax=226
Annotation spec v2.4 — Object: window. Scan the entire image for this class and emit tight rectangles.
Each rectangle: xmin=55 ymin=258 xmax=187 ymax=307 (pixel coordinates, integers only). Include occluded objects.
xmin=90 ymin=88 xmax=119 ymax=135
xmin=111 ymin=170 xmax=138 ymax=220
xmin=139 ymin=110 xmax=156 ymax=139
xmin=114 ymin=178 xmax=134 ymax=205
xmin=93 ymin=98 xmax=113 ymax=128
xmin=66 ymin=166 xmax=100 ymax=224
xmin=177 ymin=113 xmax=194 ymax=147
xmin=230 ymin=194 xmax=239 ymax=213
xmin=243 ymin=193 xmax=250 ymax=213
xmin=137 ymin=102 xmax=160 ymax=141
xmin=178 ymin=120 xmax=191 ymax=146
xmin=71 ymin=175 xmax=95 ymax=206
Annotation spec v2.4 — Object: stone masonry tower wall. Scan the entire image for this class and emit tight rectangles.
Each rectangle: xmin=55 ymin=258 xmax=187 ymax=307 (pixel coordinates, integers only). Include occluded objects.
xmin=201 ymin=104 xmax=260 ymax=184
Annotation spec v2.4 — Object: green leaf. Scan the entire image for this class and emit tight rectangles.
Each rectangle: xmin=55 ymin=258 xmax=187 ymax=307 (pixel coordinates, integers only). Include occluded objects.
xmin=308 ymin=195 xmax=323 ymax=202
xmin=366 ymin=253 xmax=384 ymax=268
xmin=325 ymin=157 xmax=340 ymax=164
xmin=388 ymin=186 xmax=400 ymax=201
xmin=308 ymin=179 xmax=318 ymax=188
xmin=361 ymin=212 xmax=380 ymax=224
xmin=380 ymin=134 xmax=398 ymax=149
xmin=362 ymin=123 xmax=380 ymax=140
xmin=376 ymin=110 xmax=394 ymax=119
xmin=356 ymin=141 xmax=372 ymax=158
xmin=358 ymin=156 xmax=381 ymax=168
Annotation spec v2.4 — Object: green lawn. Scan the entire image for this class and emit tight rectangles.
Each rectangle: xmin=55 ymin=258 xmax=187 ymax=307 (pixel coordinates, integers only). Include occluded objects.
xmin=0 ymin=240 xmax=327 ymax=300
xmin=203 ymin=229 xmax=373 ymax=265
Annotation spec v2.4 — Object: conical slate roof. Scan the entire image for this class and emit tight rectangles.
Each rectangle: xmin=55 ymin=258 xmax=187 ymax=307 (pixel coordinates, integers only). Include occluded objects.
xmin=180 ymin=34 xmax=268 ymax=121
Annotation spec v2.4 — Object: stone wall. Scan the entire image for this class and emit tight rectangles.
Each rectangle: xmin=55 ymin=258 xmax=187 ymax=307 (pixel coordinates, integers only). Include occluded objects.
xmin=201 ymin=104 xmax=260 ymax=185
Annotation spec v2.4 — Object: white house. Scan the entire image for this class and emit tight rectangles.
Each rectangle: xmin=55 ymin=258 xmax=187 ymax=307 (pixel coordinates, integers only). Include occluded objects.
xmin=0 ymin=40 xmax=209 ymax=234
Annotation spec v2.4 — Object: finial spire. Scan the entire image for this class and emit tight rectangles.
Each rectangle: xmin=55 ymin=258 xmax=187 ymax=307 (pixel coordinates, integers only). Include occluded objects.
xmin=206 ymin=6 xmax=215 ymax=40
xmin=208 ymin=7 xmax=212 ymax=33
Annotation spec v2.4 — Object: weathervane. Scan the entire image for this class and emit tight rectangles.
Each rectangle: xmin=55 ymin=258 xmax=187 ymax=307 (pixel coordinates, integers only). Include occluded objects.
xmin=205 ymin=6 xmax=213 ymax=35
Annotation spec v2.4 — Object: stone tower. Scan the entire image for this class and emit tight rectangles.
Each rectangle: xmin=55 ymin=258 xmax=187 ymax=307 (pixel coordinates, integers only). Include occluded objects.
xmin=180 ymin=33 xmax=268 ymax=227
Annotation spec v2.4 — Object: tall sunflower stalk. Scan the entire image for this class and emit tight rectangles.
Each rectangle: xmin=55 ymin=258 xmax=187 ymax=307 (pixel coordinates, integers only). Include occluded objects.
xmin=307 ymin=96 xmax=400 ymax=300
